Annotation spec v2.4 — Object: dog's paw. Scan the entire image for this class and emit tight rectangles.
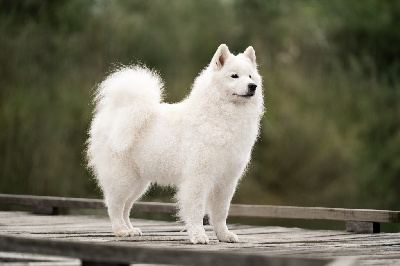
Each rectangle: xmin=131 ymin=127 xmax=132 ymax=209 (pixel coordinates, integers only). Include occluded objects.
xmin=115 ymin=229 xmax=131 ymax=237
xmin=127 ymin=228 xmax=142 ymax=236
xmin=190 ymin=232 xmax=209 ymax=244
xmin=115 ymin=228 xmax=142 ymax=237
xmin=217 ymin=231 xmax=239 ymax=243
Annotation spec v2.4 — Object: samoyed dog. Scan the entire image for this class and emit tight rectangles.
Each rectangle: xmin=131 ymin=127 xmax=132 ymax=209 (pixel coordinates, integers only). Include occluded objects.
xmin=87 ymin=44 xmax=264 ymax=244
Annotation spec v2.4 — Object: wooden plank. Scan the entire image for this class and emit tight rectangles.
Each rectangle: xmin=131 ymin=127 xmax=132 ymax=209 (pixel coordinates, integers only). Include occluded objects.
xmin=1 ymin=194 xmax=399 ymax=223
xmin=132 ymin=201 xmax=176 ymax=214
xmin=228 ymin=204 xmax=400 ymax=223
xmin=1 ymin=211 xmax=399 ymax=265
xmin=0 ymin=194 xmax=175 ymax=214
xmin=0 ymin=251 xmax=79 ymax=265
xmin=82 ymin=260 xmax=128 ymax=266
xmin=0 ymin=194 xmax=105 ymax=209
xmin=0 ymin=235 xmax=333 ymax=266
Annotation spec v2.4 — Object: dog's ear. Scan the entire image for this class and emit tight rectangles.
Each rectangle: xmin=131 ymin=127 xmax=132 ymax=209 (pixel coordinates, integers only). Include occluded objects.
xmin=212 ymin=44 xmax=231 ymax=71
xmin=244 ymin=46 xmax=257 ymax=68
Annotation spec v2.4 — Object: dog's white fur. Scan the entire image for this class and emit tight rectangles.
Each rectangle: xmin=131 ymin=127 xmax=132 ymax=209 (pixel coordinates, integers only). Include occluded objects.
xmin=87 ymin=44 xmax=264 ymax=244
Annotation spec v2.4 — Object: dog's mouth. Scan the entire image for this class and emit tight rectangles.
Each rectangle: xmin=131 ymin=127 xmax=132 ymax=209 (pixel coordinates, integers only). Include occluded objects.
xmin=233 ymin=92 xmax=254 ymax=98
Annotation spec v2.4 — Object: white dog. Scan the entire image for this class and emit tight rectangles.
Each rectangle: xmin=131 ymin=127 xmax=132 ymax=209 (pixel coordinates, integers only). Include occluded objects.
xmin=87 ymin=44 xmax=264 ymax=244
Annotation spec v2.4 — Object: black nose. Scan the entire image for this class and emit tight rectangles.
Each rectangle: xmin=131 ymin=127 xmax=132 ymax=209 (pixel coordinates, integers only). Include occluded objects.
xmin=248 ymin=83 xmax=257 ymax=92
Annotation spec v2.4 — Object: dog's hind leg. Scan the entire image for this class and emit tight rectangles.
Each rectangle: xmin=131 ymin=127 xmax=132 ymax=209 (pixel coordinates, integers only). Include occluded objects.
xmin=102 ymin=173 xmax=146 ymax=237
xmin=104 ymin=188 xmax=132 ymax=237
xmin=122 ymin=180 xmax=150 ymax=234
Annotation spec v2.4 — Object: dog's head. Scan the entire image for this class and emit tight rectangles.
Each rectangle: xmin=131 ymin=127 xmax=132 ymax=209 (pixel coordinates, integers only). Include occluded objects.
xmin=210 ymin=44 xmax=262 ymax=103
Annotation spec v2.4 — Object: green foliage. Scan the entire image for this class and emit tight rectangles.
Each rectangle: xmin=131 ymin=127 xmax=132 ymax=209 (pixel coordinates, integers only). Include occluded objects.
xmin=0 ymin=0 xmax=399 ymax=210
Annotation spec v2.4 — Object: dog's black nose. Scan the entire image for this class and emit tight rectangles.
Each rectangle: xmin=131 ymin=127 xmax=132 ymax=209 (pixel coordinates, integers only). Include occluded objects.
xmin=248 ymin=83 xmax=257 ymax=92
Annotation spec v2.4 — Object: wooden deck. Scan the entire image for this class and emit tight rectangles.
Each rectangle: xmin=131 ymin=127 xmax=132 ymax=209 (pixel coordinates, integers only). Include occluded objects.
xmin=1 ymin=211 xmax=400 ymax=265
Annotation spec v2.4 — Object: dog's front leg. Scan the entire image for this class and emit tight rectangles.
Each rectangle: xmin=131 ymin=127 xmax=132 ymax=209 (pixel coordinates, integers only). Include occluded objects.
xmin=177 ymin=178 xmax=209 ymax=244
xmin=209 ymin=181 xmax=239 ymax=243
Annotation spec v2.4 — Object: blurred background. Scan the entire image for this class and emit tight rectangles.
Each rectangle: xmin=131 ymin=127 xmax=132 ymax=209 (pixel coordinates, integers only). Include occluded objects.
xmin=0 ymin=0 xmax=399 ymax=229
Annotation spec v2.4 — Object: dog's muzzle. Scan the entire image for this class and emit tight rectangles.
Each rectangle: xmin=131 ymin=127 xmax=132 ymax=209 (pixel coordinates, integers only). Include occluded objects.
xmin=248 ymin=83 xmax=257 ymax=94
xmin=246 ymin=83 xmax=257 ymax=96
xmin=233 ymin=83 xmax=257 ymax=98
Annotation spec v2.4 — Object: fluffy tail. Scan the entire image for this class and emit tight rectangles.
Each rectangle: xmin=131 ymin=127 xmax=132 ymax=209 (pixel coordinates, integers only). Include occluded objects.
xmin=89 ymin=65 xmax=164 ymax=154
xmin=94 ymin=66 xmax=163 ymax=111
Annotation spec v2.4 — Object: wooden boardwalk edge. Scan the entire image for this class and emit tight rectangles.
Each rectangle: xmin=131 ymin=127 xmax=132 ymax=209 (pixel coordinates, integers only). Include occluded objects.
xmin=229 ymin=204 xmax=400 ymax=223
xmin=0 ymin=235 xmax=354 ymax=266
xmin=0 ymin=194 xmax=399 ymax=224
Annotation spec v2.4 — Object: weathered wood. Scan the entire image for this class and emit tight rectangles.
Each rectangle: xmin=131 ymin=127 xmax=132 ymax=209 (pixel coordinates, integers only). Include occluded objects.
xmin=82 ymin=260 xmax=128 ymax=266
xmin=1 ymin=194 xmax=399 ymax=224
xmin=0 ymin=194 xmax=105 ymax=209
xmin=228 ymin=204 xmax=400 ymax=223
xmin=0 ymin=251 xmax=80 ymax=264
xmin=0 ymin=194 xmax=175 ymax=214
xmin=132 ymin=201 xmax=176 ymax=214
xmin=0 ymin=235 xmax=333 ymax=266
xmin=2 ymin=211 xmax=400 ymax=265
xmin=346 ymin=221 xmax=380 ymax=234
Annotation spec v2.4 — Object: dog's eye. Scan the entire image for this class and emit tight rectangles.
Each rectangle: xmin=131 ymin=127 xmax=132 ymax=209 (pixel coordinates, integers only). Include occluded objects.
xmin=231 ymin=74 xmax=239 ymax=78
xmin=249 ymin=75 xmax=252 ymax=78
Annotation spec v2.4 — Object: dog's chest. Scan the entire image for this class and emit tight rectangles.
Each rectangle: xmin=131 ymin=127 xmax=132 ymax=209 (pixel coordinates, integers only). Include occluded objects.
xmin=193 ymin=112 xmax=258 ymax=152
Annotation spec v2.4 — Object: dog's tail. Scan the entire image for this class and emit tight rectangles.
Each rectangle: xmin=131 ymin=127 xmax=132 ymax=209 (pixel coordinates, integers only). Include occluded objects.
xmin=90 ymin=65 xmax=164 ymax=153
xmin=94 ymin=65 xmax=163 ymax=111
